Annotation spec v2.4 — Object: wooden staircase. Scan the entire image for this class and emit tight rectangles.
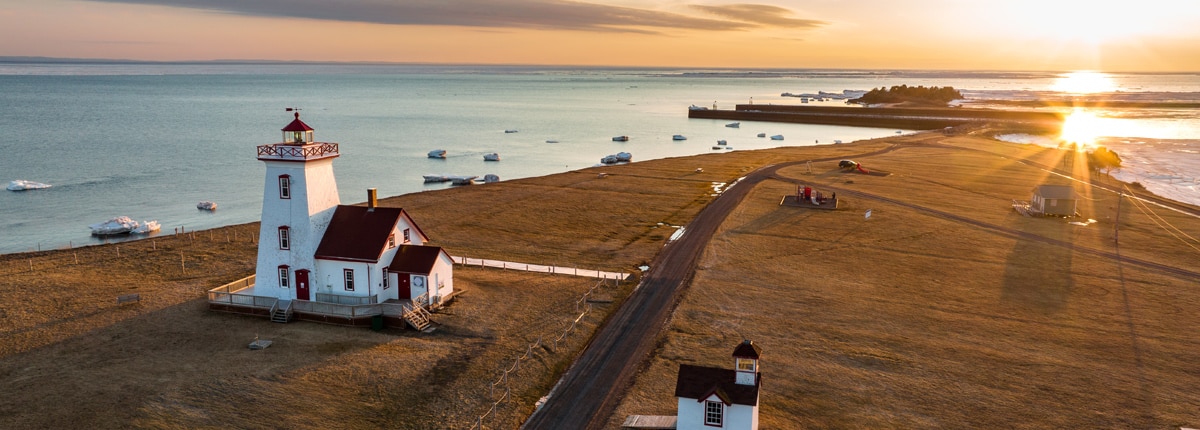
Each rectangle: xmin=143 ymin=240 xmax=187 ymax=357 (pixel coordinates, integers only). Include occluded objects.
xmin=403 ymin=298 xmax=434 ymax=332
xmin=270 ymin=300 xmax=292 ymax=323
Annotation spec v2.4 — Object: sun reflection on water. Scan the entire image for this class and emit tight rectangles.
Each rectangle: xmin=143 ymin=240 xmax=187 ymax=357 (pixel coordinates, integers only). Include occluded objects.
xmin=1052 ymin=71 xmax=1116 ymax=94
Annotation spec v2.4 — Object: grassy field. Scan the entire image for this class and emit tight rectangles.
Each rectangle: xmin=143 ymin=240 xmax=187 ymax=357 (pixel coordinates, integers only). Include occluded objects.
xmin=2 ymin=128 xmax=1197 ymax=428
xmin=609 ymin=130 xmax=1200 ymax=428
xmin=0 ymin=141 xmax=882 ymax=429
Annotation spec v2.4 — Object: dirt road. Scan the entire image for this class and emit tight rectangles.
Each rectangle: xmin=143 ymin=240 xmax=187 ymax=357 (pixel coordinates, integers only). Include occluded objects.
xmin=522 ymin=147 xmax=897 ymax=429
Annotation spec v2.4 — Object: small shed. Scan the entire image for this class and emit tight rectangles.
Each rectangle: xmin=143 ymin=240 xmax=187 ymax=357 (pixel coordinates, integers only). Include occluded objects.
xmin=1031 ymin=185 xmax=1077 ymax=216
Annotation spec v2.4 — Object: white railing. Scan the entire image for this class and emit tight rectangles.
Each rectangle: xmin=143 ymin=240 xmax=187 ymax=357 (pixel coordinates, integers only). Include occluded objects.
xmin=314 ymin=292 xmax=377 ymax=305
xmin=290 ymin=300 xmax=382 ymax=318
xmin=450 ymin=256 xmax=629 ymax=280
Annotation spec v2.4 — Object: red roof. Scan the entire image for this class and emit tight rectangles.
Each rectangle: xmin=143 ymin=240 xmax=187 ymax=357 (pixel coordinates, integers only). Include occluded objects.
xmin=314 ymin=205 xmax=404 ymax=262
xmin=674 ymin=364 xmax=759 ymax=406
xmin=387 ymin=245 xmax=448 ymax=274
xmin=282 ymin=112 xmax=314 ymax=132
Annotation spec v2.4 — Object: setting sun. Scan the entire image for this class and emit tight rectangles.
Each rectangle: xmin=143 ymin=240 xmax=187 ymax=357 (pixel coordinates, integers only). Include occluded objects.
xmin=1060 ymin=109 xmax=1104 ymax=147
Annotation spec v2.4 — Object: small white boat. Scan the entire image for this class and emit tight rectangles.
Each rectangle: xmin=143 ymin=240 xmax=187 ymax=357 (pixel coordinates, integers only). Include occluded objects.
xmin=612 ymin=135 xmax=629 ymax=142
xmin=504 ymin=129 xmax=518 ymax=133
xmin=756 ymin=133 xmax=766 ymax=138
xmin=672 ymin=135 xmax=687 ymax=141
xmin=196 ymin=201 xmax=218 ymax=211
xmin=770 ymin=134 xmax=784 ymax=140
xmin=89 ymin=216 xmax=140 ymax=236
xmin=428 ymin=149 xmax=446 ymax=159
xmin=834 ymin=140 xmax=843 ymax=144
xmin=423 ymin=174 xmax=450 ymax=183
xmin=725 ymin=122 xmax=740 ymax=128
xmin=7 ymin=180 xmax=51 ymax=191
xmin=717 ymin=140 xmax=727 ymax=145
xmin=484 ymin=153 xmax=500 ymax=161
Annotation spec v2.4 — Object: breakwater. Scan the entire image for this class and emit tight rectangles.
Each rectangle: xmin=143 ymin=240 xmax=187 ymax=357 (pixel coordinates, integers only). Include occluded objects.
xmin=689 ymin=104 xmax=1064 ymax=130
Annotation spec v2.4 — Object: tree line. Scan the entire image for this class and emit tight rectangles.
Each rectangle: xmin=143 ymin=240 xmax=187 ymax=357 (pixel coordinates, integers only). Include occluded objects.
xmin=850 ymin=85 xmax=964 ymax=106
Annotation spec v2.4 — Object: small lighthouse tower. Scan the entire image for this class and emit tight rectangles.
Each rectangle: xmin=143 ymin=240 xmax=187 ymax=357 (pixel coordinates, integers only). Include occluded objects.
xmin=733 ymin=339 xmax=761 ymax=386
xmin=254 ymin=111 xmax=341 ymax=301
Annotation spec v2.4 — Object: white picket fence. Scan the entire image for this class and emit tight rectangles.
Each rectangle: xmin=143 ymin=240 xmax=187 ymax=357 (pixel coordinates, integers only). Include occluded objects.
xmin=450 ymin=256 xmax=629 ymax=281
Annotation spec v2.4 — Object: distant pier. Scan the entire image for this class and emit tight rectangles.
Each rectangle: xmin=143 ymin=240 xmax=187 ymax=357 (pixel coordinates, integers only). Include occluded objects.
xmin=688 ymin=104 xmax=1065 ymax=130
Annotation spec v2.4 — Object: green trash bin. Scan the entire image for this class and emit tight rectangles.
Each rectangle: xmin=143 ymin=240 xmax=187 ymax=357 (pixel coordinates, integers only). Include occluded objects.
xmin=371 ymin=315 xmax=384 ymax=331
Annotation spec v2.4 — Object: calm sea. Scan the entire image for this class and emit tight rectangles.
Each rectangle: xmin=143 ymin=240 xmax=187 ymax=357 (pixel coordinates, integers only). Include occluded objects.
xmin=2 ymin=64 xmax=1198 ymax=254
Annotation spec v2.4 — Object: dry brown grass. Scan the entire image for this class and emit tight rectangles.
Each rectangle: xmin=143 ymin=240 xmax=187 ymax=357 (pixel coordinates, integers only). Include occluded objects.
xmin=0 ymin=142 xmax=878 ymax=429
xmin=6 ymin=129 xmax=1197 ymax=429
xmin=610 ymin=131 xmax=1200 ymax=428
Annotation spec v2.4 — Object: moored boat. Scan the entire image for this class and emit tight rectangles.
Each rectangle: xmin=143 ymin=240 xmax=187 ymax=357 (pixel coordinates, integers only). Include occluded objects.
xmin=484 ymin=153 xmax=500 ymax=161
xmin=770 ymin=134 xmax=784 ymax=140
xmin=196 ymin=201 xmax=218 ymax=211
xmin=672 ymin=134 xmax=687 ymax=141
xmin=428 ymin=149 xmax=446 ymax=158
xmin=612 ymin=135 xmax=629 ymax=142
xmin=725 ymin=122 xmax=740 ymax=128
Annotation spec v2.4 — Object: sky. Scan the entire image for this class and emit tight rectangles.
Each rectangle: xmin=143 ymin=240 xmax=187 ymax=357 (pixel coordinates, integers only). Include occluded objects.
xmin=1 ymin=0 xmax=1199 ymax=71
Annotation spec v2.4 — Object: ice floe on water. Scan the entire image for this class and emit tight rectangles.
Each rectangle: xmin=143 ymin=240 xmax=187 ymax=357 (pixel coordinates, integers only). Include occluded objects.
xmin=7 ymin=180 xmax=51 ymax=191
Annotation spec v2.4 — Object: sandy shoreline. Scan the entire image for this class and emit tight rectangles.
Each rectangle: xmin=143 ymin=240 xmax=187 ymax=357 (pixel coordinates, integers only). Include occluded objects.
xmin=3 ymin=126 xmax=1199 ymax=428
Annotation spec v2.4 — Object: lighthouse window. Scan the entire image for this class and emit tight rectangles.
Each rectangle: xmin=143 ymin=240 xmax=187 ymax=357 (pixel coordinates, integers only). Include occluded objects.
xmin=278 ymin=175 xmax=291 ymax=199
xmin=278 ymin=226 xmax=290 ymax=250
xmin=343 ymin=269 xmax=355 ymax=291
xmin=403 ymin=228 xmax=411 ymax=243
xmin=382 ymin=269 xmax=390 ymax=289
xmin=278 ymin=266 xmax=290 ymax=288
xmin=704 ymin=400 xmax=723 ymax=426
xmin=737 ymin=358 xmax=756 ymax=371
xmin=387 ymin=234 xmax=396 ymax=249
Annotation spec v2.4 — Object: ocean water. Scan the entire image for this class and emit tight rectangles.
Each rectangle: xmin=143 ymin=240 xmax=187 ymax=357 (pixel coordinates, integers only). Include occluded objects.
xmin=1 ymin=64 xmax=1198 ymax=254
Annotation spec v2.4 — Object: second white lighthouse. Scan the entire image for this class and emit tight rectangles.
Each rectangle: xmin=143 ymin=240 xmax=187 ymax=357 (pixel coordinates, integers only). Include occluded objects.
xmin=254 ymin=111 xmax=341 ymax=301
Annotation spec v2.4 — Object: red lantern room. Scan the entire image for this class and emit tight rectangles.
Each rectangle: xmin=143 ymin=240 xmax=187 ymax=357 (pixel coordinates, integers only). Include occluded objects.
xmin=282 ymin=111 xmax=314 ymax=144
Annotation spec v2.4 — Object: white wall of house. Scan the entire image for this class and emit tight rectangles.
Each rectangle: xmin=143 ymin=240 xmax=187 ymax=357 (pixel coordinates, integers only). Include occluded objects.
xmin=676 ymin=394 xmax=757 ymax=430
xmin=255 ymin=157 xmax=340 ymax=300
xmin=313 ymin=260 xmax=382 ymax=300
xmin=430 ymin=252 xmax=454 ymax=303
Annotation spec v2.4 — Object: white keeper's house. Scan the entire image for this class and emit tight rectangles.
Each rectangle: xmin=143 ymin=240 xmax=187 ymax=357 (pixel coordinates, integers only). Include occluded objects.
xmin=208 ymin=112 xmax=453 ymax=330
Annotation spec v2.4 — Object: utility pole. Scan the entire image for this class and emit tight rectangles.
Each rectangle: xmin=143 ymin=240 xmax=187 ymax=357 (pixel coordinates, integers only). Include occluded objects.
xmin=1114 ymin=192 xmax=1122 ymax=244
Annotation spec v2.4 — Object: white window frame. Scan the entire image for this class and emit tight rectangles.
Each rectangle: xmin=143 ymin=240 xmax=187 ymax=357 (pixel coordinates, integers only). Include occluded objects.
xmin=387 ymin=234 xmax=396 ymax=249
xmin=278 ymin=175 xmax=291 ymax=199
xmin=402 ymin=228 xmax=411 ymax=243
xmin=704 ymin=400 xmax=723 ymax=427
xmin=278 ymin=226 xmax=290 ymax=250
xmin=382 ymin=268 xmax=390 ymax=289
xmin=278 ymin=266 xmax=290 ymax=288
xmin=343 ymin=268 xmax=355 ymax=291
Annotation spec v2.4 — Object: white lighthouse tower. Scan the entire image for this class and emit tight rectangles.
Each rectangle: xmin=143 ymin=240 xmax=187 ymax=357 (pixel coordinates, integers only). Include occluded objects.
xmin=254 ymin=111 xmax=341 ymax=301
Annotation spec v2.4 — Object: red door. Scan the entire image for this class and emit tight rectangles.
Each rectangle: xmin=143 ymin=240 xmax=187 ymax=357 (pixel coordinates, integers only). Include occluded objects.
xmin=295 ymin=269 xmax=310 ymax=301
xmin=397 ymin=274 xmax=411 ymax=300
